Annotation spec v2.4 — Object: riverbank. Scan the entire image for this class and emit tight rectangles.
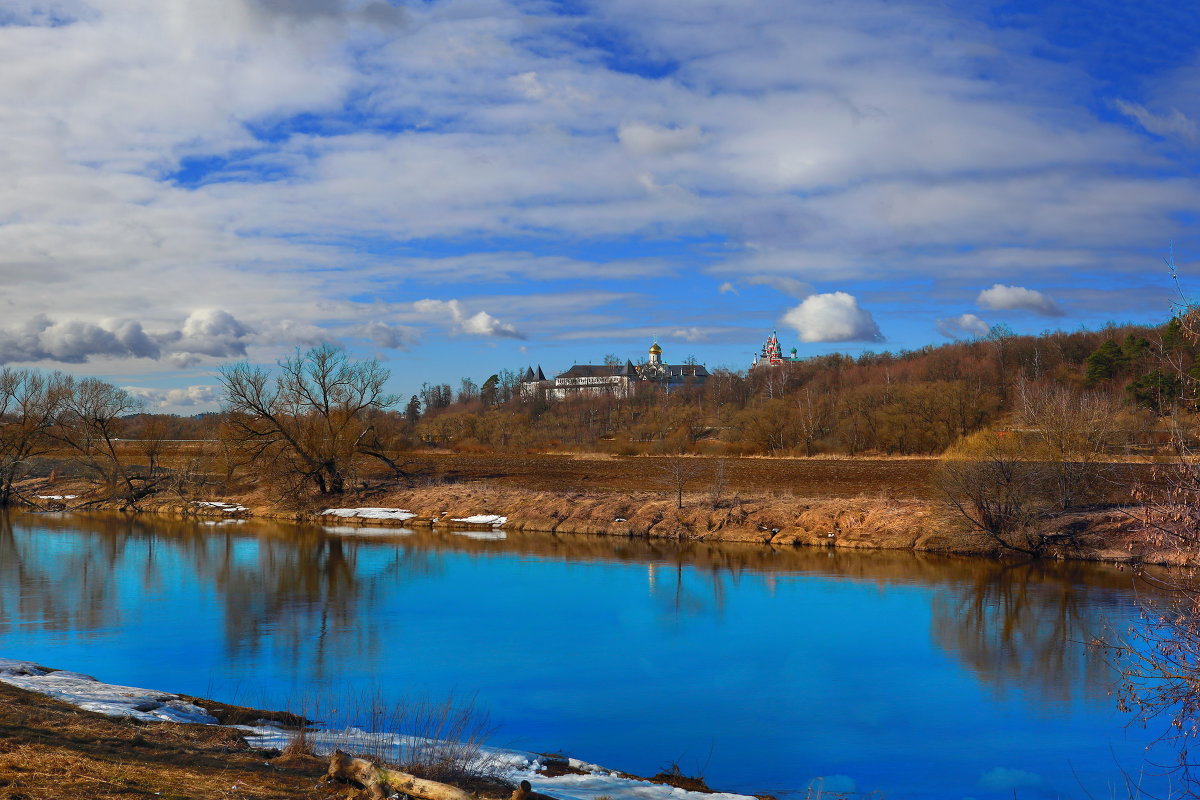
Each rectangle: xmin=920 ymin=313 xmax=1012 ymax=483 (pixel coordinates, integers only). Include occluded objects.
xmin=35 ymin=481 xmax=1170 ymax=566
xmin=0 ymin=659 xmax=753 ymax=800
xmin=15 ymin=445 xmax=1177 ymax=565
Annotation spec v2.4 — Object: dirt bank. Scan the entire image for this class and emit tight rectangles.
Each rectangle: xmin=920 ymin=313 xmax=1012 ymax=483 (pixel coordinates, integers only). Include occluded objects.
xmin=0 ymin=679 xmax=338 ymax=800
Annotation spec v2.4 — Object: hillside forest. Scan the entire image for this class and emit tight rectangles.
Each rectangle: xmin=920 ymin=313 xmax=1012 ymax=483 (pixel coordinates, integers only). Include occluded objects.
xmin=399 ymin=317 xmax=1197 ymax=457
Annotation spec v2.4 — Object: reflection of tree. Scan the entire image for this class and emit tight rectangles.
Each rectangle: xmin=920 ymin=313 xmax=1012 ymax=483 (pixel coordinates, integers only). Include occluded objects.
xmin=0 ymin=513 xmax=130 ymax=635
xmin=930 ymin=560 xmax=1124 ymax=703
xmin=1 ymin=511 xmax=1150 ymax=697
xmin=0 ymin=513 xmax=442 ymax=680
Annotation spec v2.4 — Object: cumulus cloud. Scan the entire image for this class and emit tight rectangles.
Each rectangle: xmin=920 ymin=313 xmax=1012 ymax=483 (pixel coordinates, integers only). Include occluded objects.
xmin=413 ymin=299 xmax=525 ymax=339
xmin=125 ymin=384 xmax=221 ymax=408
xmin=936 ymin=313 xmax=990 ymax=339
xmin=0 ymin=315 xmax=159 ymax=364
xmin=0 ymin=310 xmax=254 ymax=366
xmin=356 ymin=321 xmax=418 ymax=349
xmin=617 ymin=122 xmax=703 ymax=156
xmin=782 ymin=292 xmax=883 ymax=343
xmin=1114 ymin=100 xmax=1200 ymax=143
xmin=0 ymin=0 xmax=1191 ymax=390
xmin=977 ymin=284 xmax=1064 ymax=316
xmin=718 ymin=281 xmax=738 ymax=295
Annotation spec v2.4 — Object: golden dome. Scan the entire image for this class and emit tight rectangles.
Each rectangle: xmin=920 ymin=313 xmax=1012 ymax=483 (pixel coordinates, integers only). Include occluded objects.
xmin=649 ymin=341 xmax=662 ymax=354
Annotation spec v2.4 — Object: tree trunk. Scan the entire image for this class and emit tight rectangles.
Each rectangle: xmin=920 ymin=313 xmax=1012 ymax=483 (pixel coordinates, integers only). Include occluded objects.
xmin=325 ymin=751 xmax=475 ymax=800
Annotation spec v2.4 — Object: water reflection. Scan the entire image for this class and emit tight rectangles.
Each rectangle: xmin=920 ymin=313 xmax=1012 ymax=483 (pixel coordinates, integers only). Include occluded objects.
xmin=0 ymin=511 xmax=1146 ymax=702
xmin=930 ymin=560 xmax=1125 ymax=703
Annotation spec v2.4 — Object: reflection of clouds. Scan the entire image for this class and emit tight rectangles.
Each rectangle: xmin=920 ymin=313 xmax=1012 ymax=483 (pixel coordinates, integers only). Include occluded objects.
xmin=978 ymin=766 xmax=1045 ymax=792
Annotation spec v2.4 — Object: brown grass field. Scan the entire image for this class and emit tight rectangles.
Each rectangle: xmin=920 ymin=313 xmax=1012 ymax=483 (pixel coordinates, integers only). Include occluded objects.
xmin=413 ymin=452 xmax=944 ymax=497
xmin=0 ymin=681 xmax=340 ymax=800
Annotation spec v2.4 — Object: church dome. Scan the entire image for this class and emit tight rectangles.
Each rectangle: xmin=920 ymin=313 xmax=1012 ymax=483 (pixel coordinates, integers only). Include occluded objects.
xmin=649 ymin=341 xmax=662 ymax=354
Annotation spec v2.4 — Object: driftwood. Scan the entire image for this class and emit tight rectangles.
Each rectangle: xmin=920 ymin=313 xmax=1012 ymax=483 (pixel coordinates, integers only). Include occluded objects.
xmin=325 ymin=750 xmax=533 ymax=800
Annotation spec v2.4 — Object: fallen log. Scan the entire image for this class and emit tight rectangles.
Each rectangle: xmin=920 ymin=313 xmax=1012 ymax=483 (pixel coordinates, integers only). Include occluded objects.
xmin=324 ymin=750 xmax=482 ymax=800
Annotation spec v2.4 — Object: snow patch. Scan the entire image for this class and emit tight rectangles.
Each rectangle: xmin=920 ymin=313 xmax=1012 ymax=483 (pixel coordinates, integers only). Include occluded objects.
xmin=0 ymin=657 xmax=754 ymax=800
xmin=450 ymin=514 xmax=507 ymax=526
xmin=193 ymin=501 xmax=249 ymax=513
xmin=35 ymin=495 xmax=77 ymax=500
xmin=241 ymin=726 xmax=755 ymax=800
xmin=0 ymin=660 xmax=217 ymax=724
xmin=321 ymin=507 xmax=418 ymax=521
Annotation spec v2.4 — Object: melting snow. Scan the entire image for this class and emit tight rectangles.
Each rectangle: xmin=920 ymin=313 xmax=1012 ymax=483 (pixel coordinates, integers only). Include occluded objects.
xmin=450 ymin=514 xmax=508 ymax=526
xmin=321 ymin=507 xmax=418 ymax=521
xmin=194 ymin=501 xmax=249 ymax=513
xmin=0 ymin=657 xmax=755 ymax=800
xmin=35 ymin=495 xmax=78 ymax=500
xmin=241 ymin=726 xmax=754 ymax=800
xmin=0 ymin=658 xmax=217 ymax=724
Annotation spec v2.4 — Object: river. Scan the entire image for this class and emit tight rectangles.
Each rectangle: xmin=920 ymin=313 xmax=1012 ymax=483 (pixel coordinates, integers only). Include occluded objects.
xmin=0 ymin=512 xmax=1174 ymax=798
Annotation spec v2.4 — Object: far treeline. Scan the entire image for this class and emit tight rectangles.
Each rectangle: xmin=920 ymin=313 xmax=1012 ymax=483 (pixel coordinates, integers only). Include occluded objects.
xmin=408 ymin=317 xmax=1198 ymax=457
xmin=0 ymin=316 xmax=1196 ymax=510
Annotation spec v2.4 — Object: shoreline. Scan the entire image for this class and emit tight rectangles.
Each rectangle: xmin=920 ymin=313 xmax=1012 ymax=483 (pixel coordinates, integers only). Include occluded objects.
xmin=33 ymin=480 xmax=1175 ymax=567
xmin=0 ymin=657 xmax=757 ymax=800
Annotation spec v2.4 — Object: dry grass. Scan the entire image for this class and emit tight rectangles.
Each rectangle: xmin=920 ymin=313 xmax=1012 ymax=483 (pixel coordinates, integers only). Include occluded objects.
xmin=0 ymin=681 xmax=344 ymax=800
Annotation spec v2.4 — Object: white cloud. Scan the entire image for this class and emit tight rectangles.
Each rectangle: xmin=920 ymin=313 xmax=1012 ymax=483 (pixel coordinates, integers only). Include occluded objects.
xmin=356 ymin=321 xmax=418 ymax=350
xmin=936 ymin=313 xmax=990 ymax=339
xmin=0 ymin=309 xmax=254 ymax=366
xmin=459 ymin=310 xmax=523 ymax=339
xmin=977 ymin=284 xmax=1064 ymax=316
xmin=617 ymin=121 xmax=703 ymax=156
xmin=718 ymin=281 xmax=738 ymax=295
xmin=0 ymin=0 xmax=1192 ymax=389
xmin=125 ymin=384 xmax=220 ymax=409
xmin=781 ymin=292 xmax=882 ymax=343
xmin=412 ymin=299 xmax=525 ymax=340
xmin=1114 ymin=100 xmax=1200 ymax=143
xmin=745 ymin=275 xmax=813 ymax=298
xmin=670 ymin=327 xmax=708 ymax=342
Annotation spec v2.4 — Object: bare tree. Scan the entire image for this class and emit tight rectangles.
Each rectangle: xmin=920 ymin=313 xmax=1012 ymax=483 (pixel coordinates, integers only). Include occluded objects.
xmin=935 ymin=431 xmax=1052 ymax=557
xmin=0 ymin=368 xmax=70 ymax=507
xmin=219 ymin=344 xmax=400 ymax=497
xmin=51 ymin=377 xmax=154 ymax=508
xmin=656 ymin=454 xmax=704 ymax=509
xmin=1014 ymin=379 xmax=1122 ymax=509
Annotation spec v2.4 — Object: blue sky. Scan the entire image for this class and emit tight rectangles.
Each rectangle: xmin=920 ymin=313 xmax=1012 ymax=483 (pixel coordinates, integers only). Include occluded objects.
xmin=0 ymin=0 xmax=1198 ymax=409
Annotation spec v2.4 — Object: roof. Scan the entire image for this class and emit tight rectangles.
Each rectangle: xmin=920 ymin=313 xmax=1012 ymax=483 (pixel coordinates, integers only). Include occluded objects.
xmin=556 ymin=364 xmax=628 ymax=379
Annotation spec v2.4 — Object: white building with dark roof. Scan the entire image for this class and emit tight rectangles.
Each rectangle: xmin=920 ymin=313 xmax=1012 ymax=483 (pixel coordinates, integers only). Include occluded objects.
xmin=520 ymin=340 xmax=708 ymax=400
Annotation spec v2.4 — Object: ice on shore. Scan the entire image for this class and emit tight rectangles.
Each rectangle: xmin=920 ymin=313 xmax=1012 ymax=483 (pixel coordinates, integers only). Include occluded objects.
xmin=35 ymin=495 xmax=78 ymax=500
xmin=0 ymin=656 xmax=754 ymax=800
xmin=241 ymin=726 xmax=755 ymax=800
xmin=194 ymin=501 xmax=250 ymax=513
xmin=0 ymin=658 xmax=217 ymax=724
xmin=321 ymin=507 xmax=418 ymax=521
xmin=450 ymin=514 xmax=507 ymax=526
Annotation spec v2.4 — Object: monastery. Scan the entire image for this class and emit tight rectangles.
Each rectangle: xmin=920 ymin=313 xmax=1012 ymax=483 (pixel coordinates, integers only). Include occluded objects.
xmin=521 ymin=340 xmax=709 ymax=400
xmin=752 ymin=329 xmax=802 ymax=368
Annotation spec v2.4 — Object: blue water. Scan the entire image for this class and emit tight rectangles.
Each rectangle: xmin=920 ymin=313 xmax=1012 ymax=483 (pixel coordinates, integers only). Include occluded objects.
xmin=0 ymin=513 xmax=1169 ymax=799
